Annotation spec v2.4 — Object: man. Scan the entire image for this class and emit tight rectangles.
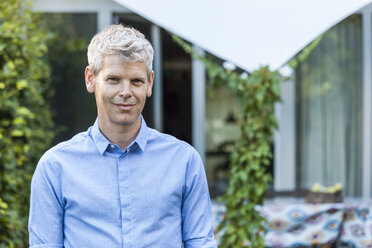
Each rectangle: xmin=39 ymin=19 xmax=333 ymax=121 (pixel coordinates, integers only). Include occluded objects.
xmin=28 ymin=24 xmax=217 ymax=248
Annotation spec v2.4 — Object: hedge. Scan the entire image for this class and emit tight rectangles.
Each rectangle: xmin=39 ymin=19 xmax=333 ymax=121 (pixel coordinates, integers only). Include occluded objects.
xmin=0 ymin=0 xmax=54 ymax=246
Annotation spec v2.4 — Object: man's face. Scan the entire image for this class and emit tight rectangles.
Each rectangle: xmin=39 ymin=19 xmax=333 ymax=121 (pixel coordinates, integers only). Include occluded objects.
xmin=85 ymin=54 xmax=154 ymax=129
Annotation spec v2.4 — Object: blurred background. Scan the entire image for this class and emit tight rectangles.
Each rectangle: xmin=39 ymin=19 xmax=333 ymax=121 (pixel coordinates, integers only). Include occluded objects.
xmin=2 ymin=0 xmax=372 ymax=246
xmin=30 ymin=0 xmax=369 ymax=198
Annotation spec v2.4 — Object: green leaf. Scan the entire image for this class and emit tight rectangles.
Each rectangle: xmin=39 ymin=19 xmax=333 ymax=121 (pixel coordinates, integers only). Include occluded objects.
xmin=12 ymin=117 xmax=25 ymax=126
xmin=10 ymin=130 xmax=24 ymax=137
xmin=16 ymin=80 xmax=27 ymax=90
xmin=16 ymin=107 xmax=35 ymax=118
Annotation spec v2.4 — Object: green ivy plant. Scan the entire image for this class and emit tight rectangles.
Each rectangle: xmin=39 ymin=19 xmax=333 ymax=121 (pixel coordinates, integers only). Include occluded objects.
xmin=287 ymin=35 xmax=323 ymax=69
xmin=173 ymin=35 xmax=284 ymax=247
xmin=0 ymin=0 xmax=54 ymax=247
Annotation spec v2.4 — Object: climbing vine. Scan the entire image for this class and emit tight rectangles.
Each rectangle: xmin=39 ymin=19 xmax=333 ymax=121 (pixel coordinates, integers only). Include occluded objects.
xmin=173 ymin=35 xmax=284 ymax=247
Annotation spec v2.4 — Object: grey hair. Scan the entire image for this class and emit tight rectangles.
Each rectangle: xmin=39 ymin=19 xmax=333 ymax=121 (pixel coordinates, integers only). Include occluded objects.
xmin=87 ymin=24 xmax=154 ymax=78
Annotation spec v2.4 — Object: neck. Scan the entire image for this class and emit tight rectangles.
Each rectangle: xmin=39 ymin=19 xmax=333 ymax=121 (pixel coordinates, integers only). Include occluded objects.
xmin=98 ymin=117 xmax=141 ymax=151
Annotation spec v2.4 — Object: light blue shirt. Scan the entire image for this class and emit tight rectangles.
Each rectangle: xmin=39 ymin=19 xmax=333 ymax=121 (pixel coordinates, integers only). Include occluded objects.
xmin=28 ymin=117 xmax=217 ymax=248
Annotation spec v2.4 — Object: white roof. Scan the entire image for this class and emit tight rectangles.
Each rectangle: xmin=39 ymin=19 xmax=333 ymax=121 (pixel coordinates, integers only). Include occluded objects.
xmin=114 ymin=0 xmax=371 ymax=71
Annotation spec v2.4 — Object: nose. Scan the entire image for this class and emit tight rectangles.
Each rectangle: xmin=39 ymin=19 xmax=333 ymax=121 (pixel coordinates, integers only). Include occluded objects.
xmin=119 ymin=81 xmax=132 ymax=98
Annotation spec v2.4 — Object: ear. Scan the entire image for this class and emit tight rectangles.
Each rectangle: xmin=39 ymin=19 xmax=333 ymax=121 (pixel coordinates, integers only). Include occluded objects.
xmin=85 ymin=66 xmax=95 ymax=93
xmin=146 ymin=71 xmax=154 ymax=97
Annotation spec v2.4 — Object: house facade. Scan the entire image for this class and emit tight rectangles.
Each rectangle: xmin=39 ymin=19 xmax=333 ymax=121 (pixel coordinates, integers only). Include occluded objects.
xmin=32 ymin=0 xmax=372 ymax=198
xmin=276 ymin=6 xmax=372 ymax=199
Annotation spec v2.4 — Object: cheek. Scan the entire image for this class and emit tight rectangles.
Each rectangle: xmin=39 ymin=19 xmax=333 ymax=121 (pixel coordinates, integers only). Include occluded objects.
xmin=135 ymin=87 xmax=150 ymax=100
xmin=146 ymin=88 xmax=152 ymax=97
xmin=99 ymin=86 xmax=119 ymax=99
xmin=95 ymin=92 xmax=112 ymax=109
xmin=94 ymin=93 xmax=105 ymax=108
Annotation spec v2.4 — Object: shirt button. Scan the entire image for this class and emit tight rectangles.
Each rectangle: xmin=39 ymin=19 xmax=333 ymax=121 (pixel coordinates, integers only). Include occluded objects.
xmin=110 ymin=144 xmax=115 ymax=148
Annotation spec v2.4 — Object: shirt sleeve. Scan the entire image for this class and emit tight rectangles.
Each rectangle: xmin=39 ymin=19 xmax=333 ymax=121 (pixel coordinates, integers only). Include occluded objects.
xmin=182 ymin=149 xmax=217 ymax=248
xmin=28 ymin=156 xmax=64 ymax=248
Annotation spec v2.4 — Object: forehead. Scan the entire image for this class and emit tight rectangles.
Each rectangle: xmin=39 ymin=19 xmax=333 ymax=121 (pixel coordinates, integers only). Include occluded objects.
xmin=99 ymin=54 xmax=147 ymax=77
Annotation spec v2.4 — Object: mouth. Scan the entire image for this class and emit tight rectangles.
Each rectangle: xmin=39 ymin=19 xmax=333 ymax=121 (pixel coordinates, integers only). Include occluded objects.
xmin=114 ymin=103 xmax=135 ymax=111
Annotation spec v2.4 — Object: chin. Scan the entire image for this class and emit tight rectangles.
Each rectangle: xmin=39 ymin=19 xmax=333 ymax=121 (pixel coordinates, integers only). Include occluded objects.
xmin=111 ymin=115 xmax=140 ymax=126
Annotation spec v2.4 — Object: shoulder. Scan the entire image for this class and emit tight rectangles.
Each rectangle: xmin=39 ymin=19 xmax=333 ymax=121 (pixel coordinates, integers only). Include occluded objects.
xmin=37 ymin=129 xmax=92 ymax=168
xmin=146 ymin=127 xmax=197 ymax=154
xmin=145 ymin=127 xmax=203 ymax=166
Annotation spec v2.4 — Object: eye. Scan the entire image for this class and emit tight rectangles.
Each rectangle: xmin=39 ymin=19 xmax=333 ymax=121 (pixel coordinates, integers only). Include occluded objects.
xmin=132 ymin=78 xmax=145 ymax=85
xmin=107 ymin=77 xmax=119 ymax=83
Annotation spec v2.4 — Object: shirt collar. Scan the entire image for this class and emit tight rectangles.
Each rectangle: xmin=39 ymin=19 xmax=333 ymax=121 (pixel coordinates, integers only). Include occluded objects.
xmin=134 ymin=115 xmax=148 ymax=152
xmin=90 ymin=116 xmax=149 ymax=155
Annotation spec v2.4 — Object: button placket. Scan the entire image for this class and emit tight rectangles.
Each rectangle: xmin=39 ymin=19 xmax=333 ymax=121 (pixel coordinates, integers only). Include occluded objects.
xmin=118 ymin=149 xmax=131 ymax=247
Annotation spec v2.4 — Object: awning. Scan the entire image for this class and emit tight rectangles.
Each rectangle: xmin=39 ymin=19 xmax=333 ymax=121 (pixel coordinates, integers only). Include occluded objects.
xmin=113 ymin=0 xmax=371 ymax=71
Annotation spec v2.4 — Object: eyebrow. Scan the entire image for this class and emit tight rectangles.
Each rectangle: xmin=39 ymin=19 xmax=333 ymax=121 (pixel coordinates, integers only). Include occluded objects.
xmin=104 ymin=73 xmax=146 ymax=79
xmin=132 ymin=76 xmax=147 ymax=81
xmin=104 ymin=74 xmax=120 ymax=78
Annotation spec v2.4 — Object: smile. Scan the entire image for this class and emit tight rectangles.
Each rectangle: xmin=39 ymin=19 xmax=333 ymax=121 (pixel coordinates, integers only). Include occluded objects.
xmin=115 ymin=104 xmax=135 ymax=111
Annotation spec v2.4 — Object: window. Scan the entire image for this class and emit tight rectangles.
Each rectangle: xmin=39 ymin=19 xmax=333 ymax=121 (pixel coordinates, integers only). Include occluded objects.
xmin=41 ymin=13 xmax=98 ymax=143
xmin=295 ymin=15 xmax=363 ymax=196
xmin=205 ymin=85 xmax=240 ymax=197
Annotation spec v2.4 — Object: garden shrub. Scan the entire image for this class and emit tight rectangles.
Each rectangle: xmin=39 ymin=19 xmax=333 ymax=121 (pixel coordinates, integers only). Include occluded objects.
xmin=0 ymin=0 xmax=54 ymax=246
